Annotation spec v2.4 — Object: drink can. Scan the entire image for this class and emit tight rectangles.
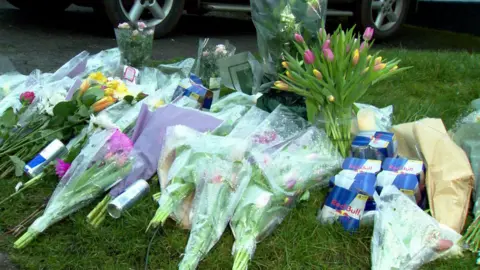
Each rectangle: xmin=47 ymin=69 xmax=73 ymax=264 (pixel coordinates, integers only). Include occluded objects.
xmin=107 ymin=179 xmax=150 ymax=219
xmin=24 ymin=139 xmax=67 ymax=178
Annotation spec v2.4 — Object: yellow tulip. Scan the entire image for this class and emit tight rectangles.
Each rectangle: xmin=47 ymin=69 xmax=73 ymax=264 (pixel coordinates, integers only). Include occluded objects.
xmin=282 ymin=61 xmax=289 ymax=69
xmin=352 ymin=49 xmax=360 ymax=65
xmin=286 ymin=71 xmax=294 ymax=80
xmin=92 ymin=96 xmax=116 ymax=112
xmin=327 ymin=95 xmax=335 ymax=102
xmin=313 ymin=69 xmax=322 ymax=80
xmin=88 ymin=72 xmax=107 ymax=84
xmin=274 ymin=81 xmax=289 ymax=91
xmin=104 ymin=88 xmax=115 ymax=96
xmin=362 ymin=67 xmax=369 ymax=74
xmin=390 ymin=65 xmax=398 ymax=72
xmin=374 ymin=57 xmax=382 ymax=65
xmin=367 ymin=55 xmax=372 ymax=61
xmin=374 ymin=63 xmax=387 ymax=71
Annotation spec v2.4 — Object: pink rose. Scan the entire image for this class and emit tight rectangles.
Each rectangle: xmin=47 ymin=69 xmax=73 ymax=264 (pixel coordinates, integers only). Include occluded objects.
xmin=20 ymin=91 xmax=35 ymax=105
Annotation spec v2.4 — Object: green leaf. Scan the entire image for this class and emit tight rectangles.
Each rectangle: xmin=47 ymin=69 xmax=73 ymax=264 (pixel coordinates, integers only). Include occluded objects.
xmin=305 ymin=98 xmax=318 ymax=124
xmin=299 ymin=190 xmax=310 ymax=202
xmin=9 ymin=155 xmax=25 ymax=177
xmin=65 ymin=135 xmax=87 ymax=163
xmin=123 ymin=95 xmax=134 ymax=104
xmin=135 ymin=93 xmax=148 ymax=101
xmin=53 ymin=101 xmax=77 ymax=118
xmin=0 ymin=107 xmax=18 ymax=128
xmin=67 ymin=115 xmax=81 ymax=124
xmin=81 ymin=86 xmax=104 ymax=106
xmin=81 ymin=94 xmax=99 ymax=107
xmin=77 ymin=105 xmax=92 ymax=118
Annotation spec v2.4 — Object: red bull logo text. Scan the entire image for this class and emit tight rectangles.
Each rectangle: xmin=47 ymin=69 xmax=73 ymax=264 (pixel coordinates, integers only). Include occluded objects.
xmin=331 ymin=199 xmax=361 ymax=217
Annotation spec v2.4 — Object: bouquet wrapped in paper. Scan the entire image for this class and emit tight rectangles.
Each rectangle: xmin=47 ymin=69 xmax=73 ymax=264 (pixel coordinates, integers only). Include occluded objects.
xmin=231 ymin=126 xmax=342 ymax=270
xmin=179 ymin=145 xmax=252 ymax=269
xmin=14 ymin=129 xmax=134 ymax=248
xmin=372 ymin=185 xmax=463 ymax=270
xmin=150 ymin=125 xmax=249 ymax=230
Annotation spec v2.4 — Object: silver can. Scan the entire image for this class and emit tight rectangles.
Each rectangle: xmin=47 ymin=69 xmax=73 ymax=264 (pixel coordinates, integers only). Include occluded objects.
xmin=107 ymin=179 xmax=150 ymax=219
xmin=24 ymin=139 xmax=67 ymax=178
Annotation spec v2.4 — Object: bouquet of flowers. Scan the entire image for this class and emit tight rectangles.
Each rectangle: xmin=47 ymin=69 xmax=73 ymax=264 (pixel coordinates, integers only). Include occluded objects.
xmin=178 ymin=152 xmax=252 ymax=269
xmin=14 ymin=129 xmax=134 ymax=248
xmin=231 ymin=126 xmax=343 ymax=270
xmin=194 ymin=38 xmax=236 ymax=89
xmin=275 ymin=26 xmax=409 ymax=156
xmin=115 ymin=22 xmax=155 ymax=67
xmin=372 ymin=185 xmax=463 ymax=270
xmin=149 ymin=125 xmax=249 ymax=230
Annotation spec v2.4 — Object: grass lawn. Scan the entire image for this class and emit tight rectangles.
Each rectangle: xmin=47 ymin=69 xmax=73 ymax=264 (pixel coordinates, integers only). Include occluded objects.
xmin=1 ymin=26 xmax=480 ymax=269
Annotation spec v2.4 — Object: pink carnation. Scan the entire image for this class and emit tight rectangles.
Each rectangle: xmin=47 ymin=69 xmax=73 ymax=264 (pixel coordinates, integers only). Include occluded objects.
xmin=55 ymin=159 xmax=71 ymax=178
xmin=108 ymin=129 xmax=133 ymax=154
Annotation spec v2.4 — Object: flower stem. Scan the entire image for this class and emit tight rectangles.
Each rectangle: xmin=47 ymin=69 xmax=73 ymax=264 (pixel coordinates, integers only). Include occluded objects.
xmin=233 ymin=249 xmax=251 ymax=270
xmin=0 ymin=173 xmax=44 ymax=206
xmin=87 ymin=195 xmax=111 ymax=228
xmin=14 ymin=229 xmax=40 ymax=249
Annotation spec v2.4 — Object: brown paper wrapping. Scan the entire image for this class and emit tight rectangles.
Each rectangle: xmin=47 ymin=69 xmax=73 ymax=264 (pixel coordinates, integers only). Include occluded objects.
xmin=391 ymin=118 xmax=474 ymax=233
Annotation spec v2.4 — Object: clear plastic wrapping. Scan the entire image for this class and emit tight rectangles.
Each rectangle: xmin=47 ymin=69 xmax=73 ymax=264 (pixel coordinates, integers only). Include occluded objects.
xmin=154 ymin=125 xmax=250 ymax=229
xmin=194 ymin=38 xmax=236 ymax=88
xmin=231 ymin=126 xmax=342 ymax=270
xmin=228 ymin=106 xmax=270 ymax=139
xmin=209 ymin=92 xmax=258 ymax=113
xmin=371 ymin=185 xmax=462 ymax=270
xmin=14 ymin=129 xmax=134 ymax=248
xmin=0 ymin=72 xmax=28 ymax=101
xmin=179 ymin=149 xmax=252 ymax=270
xmin=209 ymin=105 xmax=250 ymax=136
xmin=354 ymin=102 xmax=393 ymax=132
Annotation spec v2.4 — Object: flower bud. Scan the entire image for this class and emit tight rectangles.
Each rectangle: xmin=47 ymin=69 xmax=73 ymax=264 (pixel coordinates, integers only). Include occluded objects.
xmin=286 ymin=71 xmax=294 ymax=80
xmin=327 ymin=95 xmax=335 ymax=102
xmin=282 ymin=61 xmax=289 ymax=69
xmin=322 ymin=48 xmax=334 ymax=62
xmin=322 ymin=39 xmax=331 ymax=50
xmin=363 ymin=27 xmax=374 ymax=41
xmin=20 ymin=91 xmax=35 ymax=105
xmin=304 ymin=49 xmax=315 ymax=64
xmin=274 ymin=81 xmax=289 ymax=91
xmin=92 ymin=96 xmax=116 ymax=112
xmin=313 ymin=69 xmax=322 ymax=80
xmin=294 ymin=33 xmax=304 ymax=43
xmin=374 ymin=57 xmax=382 ymax=65
xmin=374 ymin=63 xmax=386 ymax=71
xmin=390 ymin=65 xmax=398 ymax=72
xmin=352 ymin=49 xmax=360 ymax=65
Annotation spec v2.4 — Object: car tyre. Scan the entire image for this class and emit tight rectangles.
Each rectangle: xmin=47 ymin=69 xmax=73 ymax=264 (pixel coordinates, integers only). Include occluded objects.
xmin=6 ymin=0 xmax=71 ymax=13
xmin=103 ymin=0 xmax=185 ymax=38
xmin=356 ymin=0 xmax=410 ymax=39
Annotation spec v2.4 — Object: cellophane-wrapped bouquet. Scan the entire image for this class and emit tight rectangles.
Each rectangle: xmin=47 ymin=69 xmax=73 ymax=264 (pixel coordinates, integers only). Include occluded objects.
xmin=194 ymin=38 xmax=236 ymax=89
xmin=372 ymin=185 xmax=463 ymax=270
xmin=149 ymin=125 xmax=250 ymax=230
xmin=14 ymin=129 xmax=134 ymax=248
xmin=178 ymin=145 xmax=252 ymax=270
xmin=230 ymin=126 xmax=343 ymax=270
xmin=115 ymin=22 xmax=155 ymax=67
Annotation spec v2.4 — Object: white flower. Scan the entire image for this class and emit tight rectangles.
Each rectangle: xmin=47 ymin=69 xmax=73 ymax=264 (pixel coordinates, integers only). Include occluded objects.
xmin=255 ymin=192 xmax=272 ymax=208
xmin=146 ymin=29 xmax=154 ymax=35
xmin=132 ymin=30 xmax=139 ymax=36
xmin=40 ymin=91 xmax=67 ymax=116
xmin=215 ymin=44 xmax=227 ymax=55
xmin=137 ymin=21 xmax=147 ymax=30
xmin=202 ymin=51 xmax=209 ymax=57
xmin=118 ymin=22 xmax=130 ymax=29
xmin=90 ymin=113 xmax=119 ymax=129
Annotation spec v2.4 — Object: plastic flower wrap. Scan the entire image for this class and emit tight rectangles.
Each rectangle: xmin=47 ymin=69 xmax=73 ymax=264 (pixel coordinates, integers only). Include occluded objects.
xmin=0 ymin=72 xmax=28 ymax=101
xmin=14 ymin=129 xmax=134 ymax=248
xmin=150 ymin=125 xmax=249 ymax=230
xmin=209 ymin=105 xmax=250 ymax=136
xmin=231 ymin=126 xmax=342 ymax=270
xmin=194 ymin=38 xmax=236 ymax=89
xmin=228 ymin=106 xmax=270 ymax=139
xmin=372 ymin=185 xmax=463 ymax=270
xmin=178 ymin=151 xmax=252 ymax=269
xmin=209 ymin=92 xmax=258 ymax=113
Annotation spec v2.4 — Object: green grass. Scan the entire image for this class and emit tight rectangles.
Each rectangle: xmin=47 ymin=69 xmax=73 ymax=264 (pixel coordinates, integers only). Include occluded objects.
xmin=1 ymin=26 xmax=480 ymax=269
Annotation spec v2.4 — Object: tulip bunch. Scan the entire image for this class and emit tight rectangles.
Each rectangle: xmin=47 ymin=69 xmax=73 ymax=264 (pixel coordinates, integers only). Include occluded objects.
xmin=275 ymin=26 xmax=409 ymax=156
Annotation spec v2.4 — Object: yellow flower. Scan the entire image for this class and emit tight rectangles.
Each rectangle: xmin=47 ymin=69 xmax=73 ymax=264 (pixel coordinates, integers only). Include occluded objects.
xmin=374 ymin=57 xmax=382 ymax=65
xmin=313 ymin=69 xmax=322 ymax=80
xmin=362 ymin=67 xmax=369 ymax=74
xmin=390 ymin=65 xmax=398 ymax=72
xmin=154 ymin=99 xmax=165 ymax=108
xmin=282 ymin=61 xmax=289 ymax=69
xmin=286 ymin=71 xmax=294 ymax=80
xmin=104 ymin=87 xmax=115 ymax=96
xmin=327 ymin=95 xmax=335 ymax=102
xmin=274 ymin=81 xmax=289 ymax=91
xmin=88 ymin=72 xmax=107 ymax=84
xmin=374 ymin=63 xmax=387 ymax=71
xmin=92 ymin=96 xmax=116 ymax=112
xmin=106 ymin=80 xmax=120 ymax=89
xmin=352 ymin=49 xmax=360 ymax=65
xmin=113 ymin=82 xmax=131 ymax=99
xmin=367 ymin=55 xmax=372 ymax=61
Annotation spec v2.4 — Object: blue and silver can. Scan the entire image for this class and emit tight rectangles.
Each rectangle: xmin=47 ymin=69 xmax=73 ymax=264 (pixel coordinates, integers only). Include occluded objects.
xmin=24 ymin=139 xmax=67 ymax=178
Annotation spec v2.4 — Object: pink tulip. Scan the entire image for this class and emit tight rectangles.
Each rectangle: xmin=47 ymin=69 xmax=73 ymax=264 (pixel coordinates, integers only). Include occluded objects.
xmin=294 ymin=33 xmax=304 ymax=43
xmin=322 ymin=39 xmax=331 ymax=50
xmin=304 ymin=49 xmax=315 ymax=64
xmin=363 ymin=27 xmax=374 ymax=41
xmin=360 ymin=41 xmax=367 ymax=52
xmin=322 ymin=48 xmax=334 ymax=62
